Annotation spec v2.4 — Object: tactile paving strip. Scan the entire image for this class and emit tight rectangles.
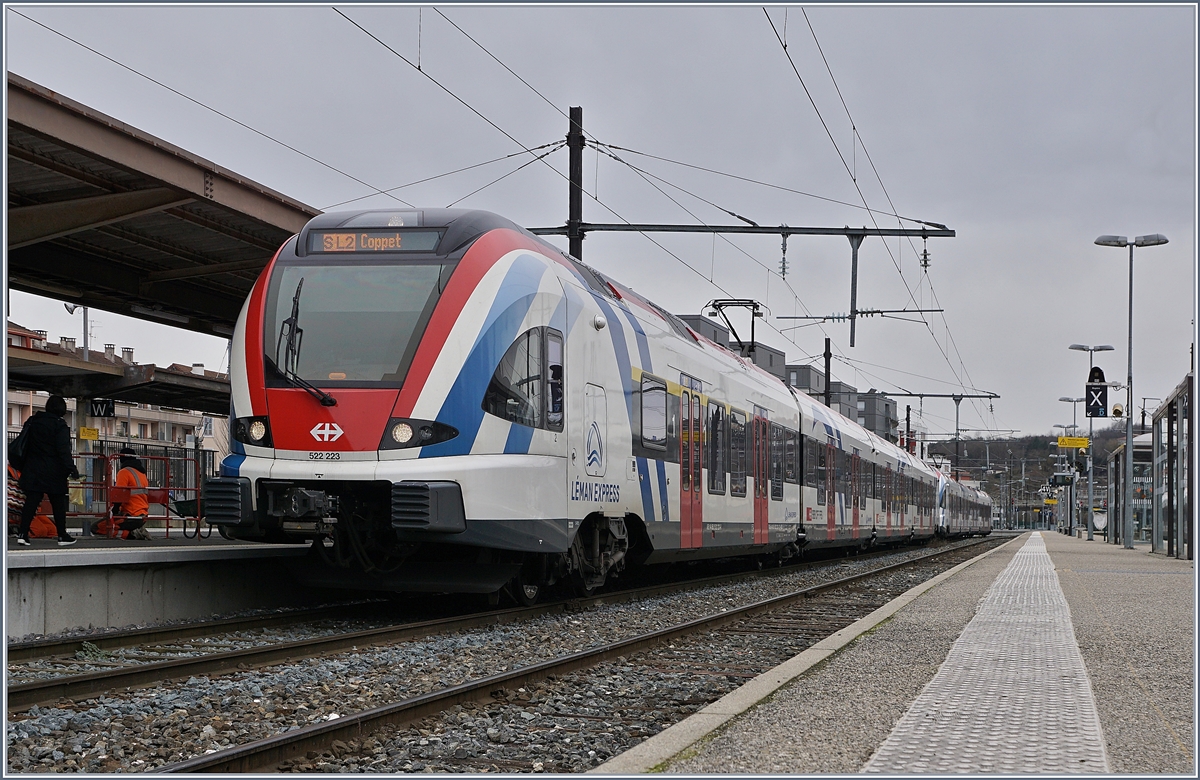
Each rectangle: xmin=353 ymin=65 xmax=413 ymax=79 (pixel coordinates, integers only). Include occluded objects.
xmin=863 ymin=533 xmax=1109 ymax=774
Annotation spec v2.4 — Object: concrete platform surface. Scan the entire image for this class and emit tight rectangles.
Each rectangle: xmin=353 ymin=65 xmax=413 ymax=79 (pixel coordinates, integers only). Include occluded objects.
xmin=603 ymin=532 xmax=1193 ymax=775
xmin=5 ymin=531 xmax=307 ymax=568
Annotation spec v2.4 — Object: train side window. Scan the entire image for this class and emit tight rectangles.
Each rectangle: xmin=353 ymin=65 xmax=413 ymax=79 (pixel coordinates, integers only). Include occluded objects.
xmin=729 ymin=408 xmax=747 ymax=497
xmin=783 ymin=429 xmax=799 ymax=484
xmin=816 ymin=443 xmax=827 ymax=506
xmin=803 ymin=437 xmax=818 ymax=489
xmin=708 ymin=401 xmax=727 ymax=494
xmin=769 ymin=423 xmax=785 ymax=500
xmin=641 ymin=376 xmax=667 ymax=450
xmin=482 ymin=328 xmax=543 ymax=428
xmin=546 ymin=330 xmax=564 ymax=431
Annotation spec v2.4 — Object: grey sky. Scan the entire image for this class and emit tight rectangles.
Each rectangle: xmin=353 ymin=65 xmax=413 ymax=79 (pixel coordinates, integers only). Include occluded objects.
xmin=4 ymin=3 xmax=1196 ymax=441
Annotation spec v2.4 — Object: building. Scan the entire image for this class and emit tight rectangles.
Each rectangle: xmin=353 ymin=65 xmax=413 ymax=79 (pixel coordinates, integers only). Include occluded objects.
xmin=679 ymin=314 xmax=786 ymax=380
xmin=786 ymin=364 xmax=826 ymax=399
xmin=6 ymin=320 xmax=227 ymax=454
xmin=858 ymin=389 xmax=899 ymax=443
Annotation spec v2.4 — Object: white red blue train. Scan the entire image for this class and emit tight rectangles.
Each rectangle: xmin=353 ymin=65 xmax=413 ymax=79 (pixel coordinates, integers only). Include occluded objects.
xmin=205 ymin=208 xmax=991 ymax=602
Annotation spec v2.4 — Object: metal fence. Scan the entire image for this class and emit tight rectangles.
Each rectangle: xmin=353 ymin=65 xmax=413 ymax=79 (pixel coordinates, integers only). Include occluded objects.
xmin=7 ymin=432 xmax=221 ymax=524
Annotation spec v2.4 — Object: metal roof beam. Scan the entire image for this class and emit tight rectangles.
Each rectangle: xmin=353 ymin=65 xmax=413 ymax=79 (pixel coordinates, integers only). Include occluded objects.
xmin=7 ymin=188 xmax=193 ymax=249
xmin=7 ymin=74 xmax=317 ymax=234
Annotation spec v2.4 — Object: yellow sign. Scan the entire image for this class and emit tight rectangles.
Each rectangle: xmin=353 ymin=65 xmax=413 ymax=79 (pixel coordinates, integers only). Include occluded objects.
xmin=79 ymin=427 xmax=100 ymax=441
xmin=1044 ymin=498 xmax=1059 ymax=505
xmin=1057 ymin=436 xmax=1090 ymax=449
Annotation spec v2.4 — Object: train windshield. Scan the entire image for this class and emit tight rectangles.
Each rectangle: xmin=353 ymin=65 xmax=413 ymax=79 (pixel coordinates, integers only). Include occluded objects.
xmin=262 ymin=261 xmax=449 ymax=387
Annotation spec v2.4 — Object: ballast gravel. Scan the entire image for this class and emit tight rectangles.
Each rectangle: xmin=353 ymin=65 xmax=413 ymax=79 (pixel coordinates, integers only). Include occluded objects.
xmin=5 ymin=539 xmax=993 ymax=774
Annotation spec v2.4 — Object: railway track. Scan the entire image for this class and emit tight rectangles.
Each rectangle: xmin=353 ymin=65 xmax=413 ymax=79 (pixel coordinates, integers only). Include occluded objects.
xmin=5 ymin=541 xmax=926 ymax=709
xmin=158 ymin=537 xmax=1006 ymax=773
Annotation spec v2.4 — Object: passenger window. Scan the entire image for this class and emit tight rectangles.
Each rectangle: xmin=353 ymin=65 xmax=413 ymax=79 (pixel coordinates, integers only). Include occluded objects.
xmin=641 ymin=376 xmax=667 ymax=450
xmin=770 ymin=423 xmax=784 ymax=500
xmin=483 ymin=329 xmax=543 ymax=428
xmin=708 ymin=402 xmax=726 ymax=494
xmin=546 ymin=330 xmax=564 ymax=431
xmin=784 ymin=429 xmax=799 ymax=484
xmin=729 ymin=409 xmax=747 ymax=497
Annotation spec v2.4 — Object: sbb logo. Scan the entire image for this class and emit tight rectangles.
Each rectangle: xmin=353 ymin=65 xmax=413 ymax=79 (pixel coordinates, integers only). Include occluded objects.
xmin=310 ymin=422 xmax=344 ymax=442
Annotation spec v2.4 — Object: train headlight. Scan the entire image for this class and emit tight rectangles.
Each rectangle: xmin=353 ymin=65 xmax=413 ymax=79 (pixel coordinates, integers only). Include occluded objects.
xmin=234 ymin=416 xmax=273 ymax=448
xmin=379 ymin=418 xmax=459 ymax=450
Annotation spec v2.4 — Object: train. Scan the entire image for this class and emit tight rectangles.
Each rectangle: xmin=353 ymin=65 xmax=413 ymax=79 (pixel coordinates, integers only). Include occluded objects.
xmin=204 ymin=208 xmax=991 ymax=602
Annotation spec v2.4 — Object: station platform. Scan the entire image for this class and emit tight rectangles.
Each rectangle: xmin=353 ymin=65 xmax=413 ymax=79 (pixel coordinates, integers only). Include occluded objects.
xmin=5 ymin=529 xmax=322 ymax=639
xmin=598 ymin=532 xmax=1195 ymax=775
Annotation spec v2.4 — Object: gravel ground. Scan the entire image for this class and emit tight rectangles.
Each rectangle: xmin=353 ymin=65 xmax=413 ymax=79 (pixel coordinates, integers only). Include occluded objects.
xmin=277 ymin=555 xmax=993 ymax=774
xmin=8 ymin=617 xmax=408 ymax=684
xmin=1043 ymin=533 xmax=1194 ymax=774
xmin=660 ymin=535 xmax=1021 ymax=773
xmin=5 ymin=540 xmax=991 ymax=774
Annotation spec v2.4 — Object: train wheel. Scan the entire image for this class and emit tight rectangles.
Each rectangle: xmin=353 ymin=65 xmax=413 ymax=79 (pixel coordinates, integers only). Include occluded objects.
xmin=514 ymin=579 xmax=541 ymax=606
xmin=217 ymin=526 xmax=234 ymax=541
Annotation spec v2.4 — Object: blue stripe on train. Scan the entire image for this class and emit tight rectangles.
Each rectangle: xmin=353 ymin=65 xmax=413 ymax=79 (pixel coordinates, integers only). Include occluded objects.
xmin=427 ymin=253 xmax=547 ymax=457
xmin=220 ymin=453 xmax=245 ymax=478
xmin=636 ymin=456 xmax=654 ymax=523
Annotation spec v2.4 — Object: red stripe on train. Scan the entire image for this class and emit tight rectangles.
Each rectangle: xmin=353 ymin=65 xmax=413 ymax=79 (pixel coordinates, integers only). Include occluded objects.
xmin=244 ymin=243 xmax=287 ymax=416
xmin=391 ymin=228 xmax=549 ymax=418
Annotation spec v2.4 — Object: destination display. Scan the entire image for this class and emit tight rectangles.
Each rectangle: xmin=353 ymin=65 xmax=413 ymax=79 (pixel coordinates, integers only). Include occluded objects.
xmin=308 ymin=229 xmax=441 ymax=253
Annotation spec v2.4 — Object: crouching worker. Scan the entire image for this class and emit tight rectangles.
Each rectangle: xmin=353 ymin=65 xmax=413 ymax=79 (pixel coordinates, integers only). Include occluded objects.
xmin=94 ymin=448 xmax=152 ymax=540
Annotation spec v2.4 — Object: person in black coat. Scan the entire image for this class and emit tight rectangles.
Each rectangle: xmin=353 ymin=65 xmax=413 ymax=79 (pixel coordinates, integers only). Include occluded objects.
xmin=15 ymin=395 xmax=80 ymax=546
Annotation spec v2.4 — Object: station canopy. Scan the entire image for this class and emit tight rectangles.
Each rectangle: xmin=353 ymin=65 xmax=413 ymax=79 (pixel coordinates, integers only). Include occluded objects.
xmin=6 ymin=73 xmax=320 ymax=338
xmin=7 ymin=74 xmax=327 ymax=414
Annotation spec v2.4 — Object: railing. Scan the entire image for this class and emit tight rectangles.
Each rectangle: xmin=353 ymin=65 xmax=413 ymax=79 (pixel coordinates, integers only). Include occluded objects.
xmin=9 ymin=433 xmax=222 ymax=538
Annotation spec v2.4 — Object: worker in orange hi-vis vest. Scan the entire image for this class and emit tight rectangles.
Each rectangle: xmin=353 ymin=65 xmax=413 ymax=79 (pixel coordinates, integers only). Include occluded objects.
xmin=94 ymin=448 xmax=152 ymax=540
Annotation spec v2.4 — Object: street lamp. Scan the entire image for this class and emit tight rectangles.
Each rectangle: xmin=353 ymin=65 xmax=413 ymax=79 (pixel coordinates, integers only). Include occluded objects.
xmin=1069 ymin=344 xmax=1114 ymax=542
xmin=1095 ymin=233 xmax=1168 ymax=549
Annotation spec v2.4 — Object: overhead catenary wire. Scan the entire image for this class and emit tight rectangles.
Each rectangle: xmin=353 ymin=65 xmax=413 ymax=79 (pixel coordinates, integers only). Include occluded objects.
xmin=767 ymin=7 xmax=997 ymax=434
xmin=6 ymin=8 xmax=419 ymax=209
xmin=443 ymin=141 xmax=566 ymax=208
xmin=800 ymin=7 xmax=994 ymax=430
xmin=428 ymin=5 xmax=985 ymax=420
xmin=321 ymin=141 xmax=564 ymax=210
xmin=407 ymin=7 xmax=840 ymax=356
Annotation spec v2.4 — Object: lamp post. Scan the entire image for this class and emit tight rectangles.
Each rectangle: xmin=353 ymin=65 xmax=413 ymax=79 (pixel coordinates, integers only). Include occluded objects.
xmin=1053 ymin=424 xmax=1078 ymax=533
xmin=1095 ymin=233 xmax=1168 ymax=548
xmin=1058 ymin=399 xmax=1084 ymax=534
xmin=1069 ymin=344 xmax=1115 ymax=541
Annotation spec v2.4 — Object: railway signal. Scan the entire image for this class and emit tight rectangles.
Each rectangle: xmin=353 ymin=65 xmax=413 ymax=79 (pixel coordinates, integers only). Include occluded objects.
xmin=1086 ymin=367 xmax=1107 ymax=418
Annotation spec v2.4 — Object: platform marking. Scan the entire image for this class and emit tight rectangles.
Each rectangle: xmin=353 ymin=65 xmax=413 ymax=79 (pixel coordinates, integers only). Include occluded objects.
xmin=863 ymin=533 xmax=1110 ymax=774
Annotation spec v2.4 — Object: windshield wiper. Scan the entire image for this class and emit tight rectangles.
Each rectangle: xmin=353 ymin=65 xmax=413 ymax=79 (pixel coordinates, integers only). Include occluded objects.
xmin=275 ymin=278 xmax=337 ymax=407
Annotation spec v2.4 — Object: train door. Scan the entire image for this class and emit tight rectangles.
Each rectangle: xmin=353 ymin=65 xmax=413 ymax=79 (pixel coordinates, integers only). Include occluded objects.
xmin=752 ymin=411 xmax=769 ymax=544
xmin=825 ymin=442 xmax=836 ymax=541
xmin=851 ymin=453 xmax=861 ymax=540
xmin=680 ymin=387 xmax=703 ymax=549
xmin=884 ymin=465 xmax=893 ymax=535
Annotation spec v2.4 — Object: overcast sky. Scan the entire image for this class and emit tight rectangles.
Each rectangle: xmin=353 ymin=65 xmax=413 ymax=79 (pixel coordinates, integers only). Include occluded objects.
xmin=4 ymin=3 xmax=1196 ymax=442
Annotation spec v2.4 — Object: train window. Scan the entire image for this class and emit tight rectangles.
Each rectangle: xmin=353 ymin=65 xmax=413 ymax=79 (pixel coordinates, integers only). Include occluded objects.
xmin=769 ymin=423 xmax=785 ymax=500
xmin=708 ymin=402 xmax=727 ymax=494
xmin=803 ymin=437 xmax=818 ymax=489
xmin=816 ymin=444 xmax=827 ymax=506
xmin=729 ymin=409 xmax=747 ymax=497
xmin=783 ymin=429 xmax=799 ymax=484
xmin=641 ymin=376 xmax=667 ymax=450
xmin=546 ymin=330 xmax=564 ymax=431
xmin=483 ymin=329 xmax=543 ymax=428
